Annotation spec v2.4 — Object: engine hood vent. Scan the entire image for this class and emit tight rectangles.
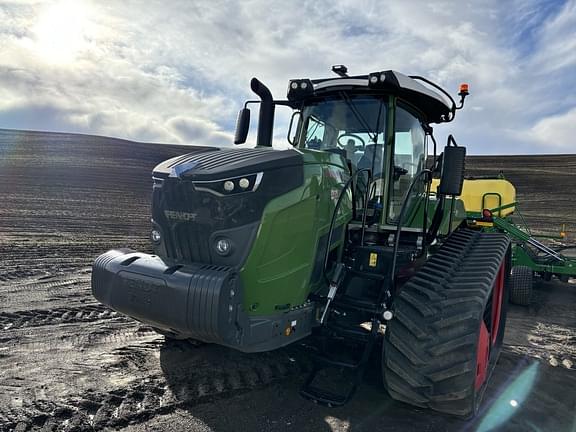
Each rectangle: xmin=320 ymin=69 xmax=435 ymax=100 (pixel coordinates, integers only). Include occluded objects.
xmin=153 ymin=147 xmax=303 ymax=181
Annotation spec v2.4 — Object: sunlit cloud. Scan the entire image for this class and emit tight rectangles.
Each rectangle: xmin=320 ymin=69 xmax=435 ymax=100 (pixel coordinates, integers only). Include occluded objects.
xmin=0 ymin=0 xmax=574 ymax=153
xmin=31 ymin=0 xmax=94 ymax=64
xmin=531 ymin=107 xmax=576 ymax=150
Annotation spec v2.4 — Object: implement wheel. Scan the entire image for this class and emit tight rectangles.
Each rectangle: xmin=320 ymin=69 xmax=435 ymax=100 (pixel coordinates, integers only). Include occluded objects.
xmin=509 ymin=266 xmax=533 ymax=306
xmin=382 ymin=230 xmax=510 ymax=417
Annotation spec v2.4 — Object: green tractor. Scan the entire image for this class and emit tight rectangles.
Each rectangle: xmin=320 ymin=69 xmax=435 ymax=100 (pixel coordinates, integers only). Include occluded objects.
xmin=92 ymin=65 xmax=511 ymax=417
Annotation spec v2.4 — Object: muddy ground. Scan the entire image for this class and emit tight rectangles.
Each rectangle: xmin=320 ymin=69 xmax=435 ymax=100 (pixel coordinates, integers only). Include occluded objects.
xmin=0 ymin=128 xmax=574 ymax=432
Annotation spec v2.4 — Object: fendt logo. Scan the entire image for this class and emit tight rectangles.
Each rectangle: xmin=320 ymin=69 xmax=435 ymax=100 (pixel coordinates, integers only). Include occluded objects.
xmin=164 ymin=210 xmax=198 ymax=221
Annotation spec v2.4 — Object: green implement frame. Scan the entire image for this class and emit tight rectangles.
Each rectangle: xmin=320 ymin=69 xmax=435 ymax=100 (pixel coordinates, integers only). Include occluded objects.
xmin=468 ymin=203 xmax=576 ymax=279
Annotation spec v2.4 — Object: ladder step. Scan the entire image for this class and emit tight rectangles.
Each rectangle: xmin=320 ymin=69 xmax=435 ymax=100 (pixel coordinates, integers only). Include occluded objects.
xmin=326 ymin=321 xmax=372 ymax=342
xmin=348 ymin=268 xmax=388 ymax=280
xmin=332 ymin=295 xmax=382 ymax=314
xmin=300 ymin=384 xmax=354 ymax=407
xmin=310 ymin=353 xmax=360 ymax=369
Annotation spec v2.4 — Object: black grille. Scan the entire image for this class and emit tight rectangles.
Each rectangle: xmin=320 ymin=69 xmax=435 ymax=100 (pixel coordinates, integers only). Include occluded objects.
xmin=173 ymin=222 xmax=211 ymax=263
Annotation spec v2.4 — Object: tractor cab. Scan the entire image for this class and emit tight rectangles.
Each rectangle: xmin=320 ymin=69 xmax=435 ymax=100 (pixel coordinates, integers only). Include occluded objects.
xmin=291 ymin=79 xmax=430 ymax=227
xmin=290 ymin=68 xmax=457 ymax=222
xmin=235 ymin=66 xmax=467 ymax=236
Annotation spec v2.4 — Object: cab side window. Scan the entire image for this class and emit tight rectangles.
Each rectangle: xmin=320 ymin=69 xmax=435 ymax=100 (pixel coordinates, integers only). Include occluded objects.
xmin=389 ymin=106 xmax=426 ymax=222
xmin=304 ymin=116 xmax=326 ymax=149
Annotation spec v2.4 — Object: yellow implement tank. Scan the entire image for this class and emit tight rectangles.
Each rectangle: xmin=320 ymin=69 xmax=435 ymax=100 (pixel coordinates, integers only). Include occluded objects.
xmin=431 ymin=177 xmax=516 ymax=216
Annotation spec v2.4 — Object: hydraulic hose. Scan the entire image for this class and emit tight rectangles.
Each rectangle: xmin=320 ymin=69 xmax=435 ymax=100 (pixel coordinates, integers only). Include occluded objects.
xmin=322 ymin=168 xmax=372 ymax=285
xmin=386 ymin=169 xmax=432 ymax=302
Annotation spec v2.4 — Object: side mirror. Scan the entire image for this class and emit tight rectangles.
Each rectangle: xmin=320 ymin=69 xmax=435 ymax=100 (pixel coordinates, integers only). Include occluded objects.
xmin=438 ymin=145 xmax=466 ymax=196
xmin=234 ymin=108 xmax=250 ymax=144
xmin=287 ymin=111 xmax=302 ymax=145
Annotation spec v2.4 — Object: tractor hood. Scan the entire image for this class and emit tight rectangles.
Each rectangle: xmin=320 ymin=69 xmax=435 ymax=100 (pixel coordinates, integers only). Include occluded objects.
xmin=153 ymin=146 xmax=303 ymax=181
xmin=150 ymin=146 xmax=304 ymax=267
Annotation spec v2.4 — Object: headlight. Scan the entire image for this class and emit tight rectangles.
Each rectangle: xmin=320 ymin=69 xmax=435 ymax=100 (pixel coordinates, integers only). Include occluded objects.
xmin=215 ymin=238 xmax=232 ymax=256
xmin=223 ymin=180 xmax=235 ymax=192
xmin=238 ymin=178 xmax=250 ymax=189
xmin=151 ymin=229 xmax=162 ymax=243
xmin=193 ymin=172 xmax=263 ymax=196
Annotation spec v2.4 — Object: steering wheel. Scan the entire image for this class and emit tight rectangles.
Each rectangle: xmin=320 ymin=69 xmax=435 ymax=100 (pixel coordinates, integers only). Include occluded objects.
xmin=337 ymin=133 xmax=366 ymax=150
xmin=393 ymin=165 xmax=408 ymax=181
xmin=402 ymin=162 xmax=418 ymax=172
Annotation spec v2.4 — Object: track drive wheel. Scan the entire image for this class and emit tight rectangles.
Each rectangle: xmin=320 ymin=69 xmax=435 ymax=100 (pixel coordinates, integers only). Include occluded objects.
xmin=383 ymin=230 xmax=510 ymax=417
xmin=509 ymin=265 xmax=533 ymax=306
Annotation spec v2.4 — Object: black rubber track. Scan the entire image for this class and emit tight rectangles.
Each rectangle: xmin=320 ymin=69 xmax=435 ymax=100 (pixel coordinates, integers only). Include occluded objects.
xmin=383 ymin=228 xmax=510 ymax=417
xmin=510 ymin=265 xmax=533 ymax=306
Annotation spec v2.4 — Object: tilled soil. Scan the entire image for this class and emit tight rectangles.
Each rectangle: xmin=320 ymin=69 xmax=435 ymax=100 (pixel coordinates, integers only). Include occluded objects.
xmin=0 ymin=129 xmax=575 ymax=431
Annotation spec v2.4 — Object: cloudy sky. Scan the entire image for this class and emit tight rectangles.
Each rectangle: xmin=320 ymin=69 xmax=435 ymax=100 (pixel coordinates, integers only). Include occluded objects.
xmin=0 ymin=0 xmax=575 ymax=154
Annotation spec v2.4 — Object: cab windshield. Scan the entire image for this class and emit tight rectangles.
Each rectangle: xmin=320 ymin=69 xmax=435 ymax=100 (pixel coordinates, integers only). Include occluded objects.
xmin=297 ymin=95 xmax=427 ymax=226
xmin=298 ymin=94 xmax=387 ymax=220
xmin=298 ymin=95 xmax=387 ymax=177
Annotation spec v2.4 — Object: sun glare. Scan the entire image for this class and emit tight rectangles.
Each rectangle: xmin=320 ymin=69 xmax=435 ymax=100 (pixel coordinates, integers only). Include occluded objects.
xmin=33 ymin=0 xmax=93 ymax=64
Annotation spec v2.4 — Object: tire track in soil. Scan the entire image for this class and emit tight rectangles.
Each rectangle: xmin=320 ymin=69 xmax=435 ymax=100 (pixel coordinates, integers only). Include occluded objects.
xmin=0 ymin=324 xmax=156 ymax=355
xmin=0 ymin=350 xmax=304 ymax=431
xmin=0 ymin=326 xmax=161 ymax=390
xmin=0 ymin=277 xmax=92 ymax=311
xmin=0 ymin=276 xmax=90 ymax=295
xmin=0 ymin=263 xmax=91 ymax=284
xmin=0 ymin=269 xmax=48 ymax=282
xmin=0 ymin=304 xmax=121 ymax=330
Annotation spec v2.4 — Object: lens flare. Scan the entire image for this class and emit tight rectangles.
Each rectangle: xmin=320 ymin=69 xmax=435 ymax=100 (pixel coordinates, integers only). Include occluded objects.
xmin=476 ymin=362 xmax=539 ymax=432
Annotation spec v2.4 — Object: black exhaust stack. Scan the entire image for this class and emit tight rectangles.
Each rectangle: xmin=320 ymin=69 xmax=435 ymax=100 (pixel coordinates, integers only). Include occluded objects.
xmin=251 ymin=78 xmax=275 ymax=147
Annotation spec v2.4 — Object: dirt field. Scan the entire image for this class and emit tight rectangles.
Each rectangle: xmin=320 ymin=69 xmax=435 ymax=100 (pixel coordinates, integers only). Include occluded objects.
xmin=0 ymin=128 xmax=574 ymax=432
